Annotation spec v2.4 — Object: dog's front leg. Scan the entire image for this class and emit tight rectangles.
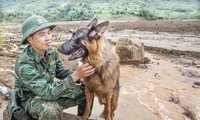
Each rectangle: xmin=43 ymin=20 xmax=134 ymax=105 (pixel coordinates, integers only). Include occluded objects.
xmin=105 ymin=92 xmax=113 ymax=120
xmin=80 ymin=88 xmax=94 ymax=120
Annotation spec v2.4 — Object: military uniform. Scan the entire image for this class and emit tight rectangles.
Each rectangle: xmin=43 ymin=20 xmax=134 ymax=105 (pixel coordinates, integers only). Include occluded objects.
xmin=14 ymin=45 xmax=86 ymax=120
xmin=9 ymin=15 xmax=87 ymax=120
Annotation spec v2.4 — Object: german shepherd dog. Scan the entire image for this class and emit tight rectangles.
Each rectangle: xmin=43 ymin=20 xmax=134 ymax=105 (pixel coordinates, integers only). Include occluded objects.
xmin=58 ymin=18 xmax=120 ymax=120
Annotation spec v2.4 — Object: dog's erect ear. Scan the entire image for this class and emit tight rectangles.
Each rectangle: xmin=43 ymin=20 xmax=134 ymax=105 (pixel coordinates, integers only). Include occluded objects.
xmin=88 ymin=21 xmax=109 ymax=39
xmin=95 ymin=21 xmax=109 ymax=34
xmin=87 ymin=18 xmax=98 ymax=30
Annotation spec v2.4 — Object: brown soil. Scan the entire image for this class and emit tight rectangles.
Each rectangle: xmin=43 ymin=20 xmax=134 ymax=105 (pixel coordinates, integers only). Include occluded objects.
xmin=1 ymin=16 xmax=200 ymax=120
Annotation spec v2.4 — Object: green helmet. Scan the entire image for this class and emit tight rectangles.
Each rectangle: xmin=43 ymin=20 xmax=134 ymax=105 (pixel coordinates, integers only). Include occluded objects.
xmin=21 ymin=15 xmax=55 ymax=45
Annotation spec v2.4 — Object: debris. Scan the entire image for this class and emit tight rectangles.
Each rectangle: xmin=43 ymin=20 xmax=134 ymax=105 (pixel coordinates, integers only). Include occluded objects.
xmin=182 ymin=106 xmax=196 ymax=120
xmin=69 ymin=29 xmax=73 ymax=33
xmin=179 ymin=69 xmax=200 ymax=78
xmin=192 ymin=81 xmax=200 ymax=89
xmin=196 ymin=65 xmax=200 ymax=68
xmin=0 ymin=101 xmax=2 ymax=108
xmin=192 ymin=60 xmax=197 ymax=65
xmin=153 ymin=57 xmax=160 ymax=60
xmin=193 ymin=81 xmax=200 ymax=86
xmin=0 ymin=68 xmax=14 ymax=74
xmin=0 ymin=52 xmax=18 ymax=57
xmin=192 ymin=85 xmax=200 ymax=89
xmin=168 ymin=93 xmax=180 ymax=104
xmin=0 ymin=86 xmax=8 ymax=94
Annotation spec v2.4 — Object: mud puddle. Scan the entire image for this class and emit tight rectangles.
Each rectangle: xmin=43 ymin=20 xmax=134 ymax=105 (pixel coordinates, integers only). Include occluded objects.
xmin=61 ymin=52 xmax=200 ymax=120
xmin=118 ymin=53 xmax=200 ymax=120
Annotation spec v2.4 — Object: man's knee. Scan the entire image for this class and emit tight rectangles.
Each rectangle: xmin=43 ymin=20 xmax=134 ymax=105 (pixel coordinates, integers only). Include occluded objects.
xmin=29 ymin=97 xmax=63 ymax=120
xmin=39 ymin=102 xmax=63 ymax=120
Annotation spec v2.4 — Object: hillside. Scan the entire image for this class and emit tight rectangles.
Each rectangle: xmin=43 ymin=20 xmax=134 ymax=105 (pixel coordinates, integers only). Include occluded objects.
xmin=0 ymin=0 xmax=200 ymax=22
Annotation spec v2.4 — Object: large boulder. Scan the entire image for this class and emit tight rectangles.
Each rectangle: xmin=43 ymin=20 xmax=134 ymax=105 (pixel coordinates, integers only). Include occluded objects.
xmin=115 ymin=38 xmax=149 ymax=64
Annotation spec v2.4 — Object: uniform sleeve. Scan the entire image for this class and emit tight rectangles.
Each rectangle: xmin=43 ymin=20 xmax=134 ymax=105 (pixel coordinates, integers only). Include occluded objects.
xmin=15 ymin=62 xmax=82 ymax=101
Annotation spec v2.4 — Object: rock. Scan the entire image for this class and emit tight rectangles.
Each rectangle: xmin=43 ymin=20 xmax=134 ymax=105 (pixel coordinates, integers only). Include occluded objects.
xmin=193 ymin=81 xmax=200 ymax=86
xmin=180 ymin=69 xmax=200 ymax=78
xmin=69 ymin=29 xmax=73 ymax=33
xmin=192 ymin=85 xmax=200 ymax=89
xmin=115 ymin=38 xmax=148 ymax=64
xmin=0 ymin=101 xmax=2 ymax=108
xmin=154 ymin=73 xmax=159 ymax=76
xmin=107 ymin=39 xmax=116 ymax=45
xmin=153 ymin=57 xmax=160 ymax=60
xmin=169 ymin=93 xmax=180 ymax=104
xmin=192 ymin=60 xmax=197 ymax=65
xmin=196 ymin=65 xmax=200 ymax=68
xmin=3 ymin=107 xmax=9 ymax=120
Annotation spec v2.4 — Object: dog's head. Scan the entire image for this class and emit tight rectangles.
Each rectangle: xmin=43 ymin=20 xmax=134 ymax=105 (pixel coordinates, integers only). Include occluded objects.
xmin=58 ymin=18 xmax=109 ymax=61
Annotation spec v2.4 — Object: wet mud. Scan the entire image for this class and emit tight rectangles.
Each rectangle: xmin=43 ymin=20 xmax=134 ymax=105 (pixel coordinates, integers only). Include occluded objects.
xmin=1 ymin=17 xmax=200 ymax=120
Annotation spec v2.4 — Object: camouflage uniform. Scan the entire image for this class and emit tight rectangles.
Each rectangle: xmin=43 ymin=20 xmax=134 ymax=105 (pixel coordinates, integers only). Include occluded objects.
xmin=14 ymin=45 xmax=86 ymax=120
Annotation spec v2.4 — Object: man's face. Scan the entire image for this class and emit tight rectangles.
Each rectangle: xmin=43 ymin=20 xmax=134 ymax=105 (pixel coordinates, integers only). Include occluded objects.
xmin=28 ymin=28 xmax=52 ymax=55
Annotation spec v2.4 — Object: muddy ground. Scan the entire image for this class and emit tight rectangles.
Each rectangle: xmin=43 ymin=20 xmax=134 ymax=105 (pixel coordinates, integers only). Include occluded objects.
xmin=0 ymin=17 xmax=200 ymax=120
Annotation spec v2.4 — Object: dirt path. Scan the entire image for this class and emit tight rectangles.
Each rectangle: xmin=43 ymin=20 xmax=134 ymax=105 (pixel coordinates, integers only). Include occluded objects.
xmin=1 ymin=17 xmax=200 ymax=120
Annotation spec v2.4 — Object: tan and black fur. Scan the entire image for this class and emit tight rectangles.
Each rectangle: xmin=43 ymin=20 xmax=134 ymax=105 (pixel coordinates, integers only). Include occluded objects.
xmin=58 ymin=18 xmax=120 ymax=120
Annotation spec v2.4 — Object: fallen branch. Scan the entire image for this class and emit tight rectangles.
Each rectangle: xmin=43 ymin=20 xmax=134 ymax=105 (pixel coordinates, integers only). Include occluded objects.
xmin=0 ymin=52 xmax=18 ymax=57
xmin=5 ymin=40 xmax=21 ymax=44
xmin=0 ymin=79 xmax=12 ymax=89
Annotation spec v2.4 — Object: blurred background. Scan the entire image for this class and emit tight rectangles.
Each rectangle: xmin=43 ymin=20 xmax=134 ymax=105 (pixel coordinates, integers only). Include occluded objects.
xmin=0 ymin=0 xmax=200 ymax=22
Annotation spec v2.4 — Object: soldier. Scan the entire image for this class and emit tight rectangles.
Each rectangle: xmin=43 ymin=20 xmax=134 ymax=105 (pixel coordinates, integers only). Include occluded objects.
xmin=13 ymin=15 xmax=95 ymax=120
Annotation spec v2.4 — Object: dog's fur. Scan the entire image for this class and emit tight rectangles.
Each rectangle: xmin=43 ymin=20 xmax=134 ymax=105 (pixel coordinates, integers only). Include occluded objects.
xmin=58 ymin=18 xmax=120 ymax=120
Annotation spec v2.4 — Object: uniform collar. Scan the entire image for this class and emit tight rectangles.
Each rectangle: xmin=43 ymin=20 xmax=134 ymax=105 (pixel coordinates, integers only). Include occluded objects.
xmin=28 ymin=45 xmax=53 ymax=63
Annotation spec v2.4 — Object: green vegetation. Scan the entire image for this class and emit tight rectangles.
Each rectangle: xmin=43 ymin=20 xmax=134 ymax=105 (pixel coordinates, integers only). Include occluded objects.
xmin=0 ymin=0 xmax=199 ymax=22
xmin=0 ymin=22 xmax=7 ymax=44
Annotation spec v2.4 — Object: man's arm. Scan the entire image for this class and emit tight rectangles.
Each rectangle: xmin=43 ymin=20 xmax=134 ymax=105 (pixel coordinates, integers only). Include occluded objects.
xmin=15 ymin=62 xmax=81 ymax=101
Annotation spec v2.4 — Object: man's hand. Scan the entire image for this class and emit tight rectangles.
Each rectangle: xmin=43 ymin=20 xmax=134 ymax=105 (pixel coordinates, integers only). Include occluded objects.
xmin=71 ymin=63 xmax=95 ymax=82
